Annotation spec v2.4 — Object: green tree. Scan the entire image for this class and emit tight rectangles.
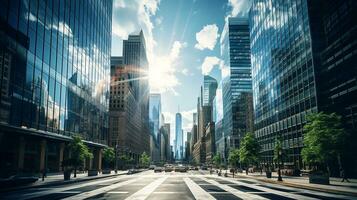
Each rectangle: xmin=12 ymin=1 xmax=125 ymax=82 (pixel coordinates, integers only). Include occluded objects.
xmin=66 ymin=136 xmax=93 ymax=177
xmin=212 ymin=153 xmax=222 ymax=168
xmin=139 ymin=152 xmax=150 ymax=168
xmin=102 ymin=147 xmax=115 ymax=169
xmin=228 ymin=149 xmax=240 ymax=169
xmin=238 ymin=132 xmax=261 ymax=174
xmin=302 ymin=112 xmax=346 ymax=173
xmin=119 ymin=155 xmax=130 ymax=169
xmin=274 ymin=136 xmax=284 ymax=181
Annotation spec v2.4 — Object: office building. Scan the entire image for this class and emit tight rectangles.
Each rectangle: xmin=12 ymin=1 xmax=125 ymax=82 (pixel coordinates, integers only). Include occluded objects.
xmin=175 ymin=112 xmax=183 ymax=160
xmin=149 ymin=93 xmax=161 ymax=162
xmin=203 ymin=75 xmax=218 ymax=106
xmin=221 ymin=17 xmax=254 ymax=153
xmin=109 ymin=31 xmax=150 ymax=163
xmin=205 ymin=122 xmax=215 ymax=164
xmin=0 ymin=0 xmax=112 ymax=176
xmin=250 ymin=0 xmax=357 ymax=172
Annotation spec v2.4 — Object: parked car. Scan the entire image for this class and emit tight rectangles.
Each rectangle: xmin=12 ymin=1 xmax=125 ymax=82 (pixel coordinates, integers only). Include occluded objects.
xmin=149 ymin=165 xmax=156 ymax=170
xmin=164 ymin=166 xmax=173 ymax=172
xmin=200 ymin=166 xmax=208 ymax=170
xmin=154 ymin=167 xmax=163 ymax=173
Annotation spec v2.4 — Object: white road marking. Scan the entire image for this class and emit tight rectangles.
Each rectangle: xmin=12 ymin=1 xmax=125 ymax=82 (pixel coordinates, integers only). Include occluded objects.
xmin=183 ymin=177 xmax=216 ymax=200
xmin=216 ymin=176 xmax=319 ymax=200
xmin=199 ymin=177 xmax=268 ymax=200
xmin=124 ymin=176 xmax=167 ymax=200
xmin=153 ymin=191 xmax=185 ymax=194
xmin=107 ymin=191 xmax=129 ymax=194
xmin=62 ymin=178 xmax=140 ymax=200
xmin=19 ymin=176 xmax=132 ymax=200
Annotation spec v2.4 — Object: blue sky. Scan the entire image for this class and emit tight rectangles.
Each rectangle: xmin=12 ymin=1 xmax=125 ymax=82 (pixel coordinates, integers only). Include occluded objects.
xmin=111 ymin=0 xmax=251 ymax=144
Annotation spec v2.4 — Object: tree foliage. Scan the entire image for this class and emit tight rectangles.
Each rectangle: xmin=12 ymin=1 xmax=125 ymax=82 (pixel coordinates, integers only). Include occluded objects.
xmin=302 ymin=112 xmax=346 ymax=171
xmin=139 ymin=152 xmax=150 ymax=168
xmin=103 ymin=147 xmax=115 ymax=168
xmin=273 ymin=136 xmax=284 ymax=164
xmin=228 ymin=148 xmax=240 ymax=168
xmin=212 ymin=153 xmax=222 ymax=168
xmin=65 ymin=136 xmax=93 ymax=177
xmin=238 ymin=132 xmax=261 ymax=166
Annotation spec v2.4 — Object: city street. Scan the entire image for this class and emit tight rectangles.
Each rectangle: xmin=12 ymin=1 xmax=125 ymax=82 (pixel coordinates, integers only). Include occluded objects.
xmin=1 ymin=170 xmax=356 ymax=200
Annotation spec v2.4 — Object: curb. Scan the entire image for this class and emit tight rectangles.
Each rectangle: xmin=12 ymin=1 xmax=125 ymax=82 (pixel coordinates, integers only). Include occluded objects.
xmin=0 ymin=172 xmax=127 ymax=193
xmin=234 ymin=174 xmax=357 ymax=197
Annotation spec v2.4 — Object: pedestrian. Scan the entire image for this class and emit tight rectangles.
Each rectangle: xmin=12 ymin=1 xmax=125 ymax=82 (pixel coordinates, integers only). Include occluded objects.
xmin=340 ymin=168 xmax=350 ymax=182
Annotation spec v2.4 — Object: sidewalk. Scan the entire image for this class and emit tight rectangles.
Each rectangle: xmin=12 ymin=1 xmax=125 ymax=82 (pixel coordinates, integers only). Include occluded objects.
xmin=0 ymin=170 xmax=128 ymax=192
xmin=230 ymin=172 xmax=357 ymax=197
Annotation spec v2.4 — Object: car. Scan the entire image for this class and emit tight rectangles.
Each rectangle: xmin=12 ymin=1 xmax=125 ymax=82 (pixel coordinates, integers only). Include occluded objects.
xmin=149 ymin=165 xmax=156 ymax=170
xmin=154 ymin=167 xmax=163 ymax=173
xmin=164 ymin=166 xmax=173 ymax=172
xmin=200 ymin=166 xmax=208 ymax=170
xmin=174 ymin=166 xmax=187 ymax=172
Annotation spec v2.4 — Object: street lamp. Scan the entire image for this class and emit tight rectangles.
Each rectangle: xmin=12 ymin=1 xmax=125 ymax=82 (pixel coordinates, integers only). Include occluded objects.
xmin=115 ymin=144 xmax=118 ymax=174
xmin=277 ymin=149 xmax=283 ymax=181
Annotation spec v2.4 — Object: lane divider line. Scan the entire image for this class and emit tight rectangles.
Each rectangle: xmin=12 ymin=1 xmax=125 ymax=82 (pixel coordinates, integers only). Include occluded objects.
xmin=124 ymin=176 xmax=168 ymax=200
xmin=183 ymin=177 xmax=216 ymax=200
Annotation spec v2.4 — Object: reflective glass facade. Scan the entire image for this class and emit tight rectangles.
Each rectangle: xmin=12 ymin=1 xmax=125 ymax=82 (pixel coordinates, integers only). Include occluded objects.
xmin=221 ymin=17 xmax=253 ymax=150
xmin=175 ymin=112 xmax=183 ymax=160
xmin=250 ymin=0 xmax=317 ymax=165
xmin=0 ymin=0 xmax=112 ymax=143
xmin=202 ymin=75 xmax=217 ymax=106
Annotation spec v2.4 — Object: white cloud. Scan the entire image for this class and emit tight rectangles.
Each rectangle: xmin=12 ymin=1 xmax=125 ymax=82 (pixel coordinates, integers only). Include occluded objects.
xmin=112 ymin=0 xmax=160 ymax=62
xmin=113 ymin=0 xmax=185 ymax=95
xmin=194 ymin=24 xmax=220 ymax=50
xmin=228 ymin=0 xmax=252 ymax=17
xmin=201 ymin=56 xmax=222 ymax=75
xmin=149 ymin=41 xmax=187 ymax=94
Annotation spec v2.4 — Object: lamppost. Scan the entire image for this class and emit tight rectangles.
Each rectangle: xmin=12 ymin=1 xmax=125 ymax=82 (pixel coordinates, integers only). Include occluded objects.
xmin=278 ymin=149 xmax=283 ymax=181
xmin=115 ymin=144 xmax=118 ymax=174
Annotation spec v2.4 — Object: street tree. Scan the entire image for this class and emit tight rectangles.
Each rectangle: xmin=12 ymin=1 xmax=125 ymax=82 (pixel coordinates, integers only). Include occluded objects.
xmin=102 ymin=147 xmax=115 ymax=169
xmin=228 ymin=149 xmax=240 ymax=169
xmin=139 ymin=152 xmax=150 ymax=168
xmin=238 ymin=132 xmax=261 ymax=174
xmin=273 ymin=136 xmax=284 ymax=181
xmin=212 ymin=153 xmax=222 ymax=168
xmin=302 ymin=112 xmax=346 ymax=174
xmin=66 ymin=136 xmax=93 ymax=177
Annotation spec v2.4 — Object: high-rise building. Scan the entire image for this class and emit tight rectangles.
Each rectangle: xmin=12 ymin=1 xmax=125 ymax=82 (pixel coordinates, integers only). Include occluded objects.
xmin=203 ymin=75 xmax=218 ymax=106
xmin=149 ymin=93 xmax=161 ymax=162
xmin=162 ymin=123 xmax=171 ymax=162
xmin=0 ymin=0 xmax=112 ymax=176
xmin=110 ymin=31 xmax=150 ymax=163
xmin=221 ymin=17 xmax=254 ymax=153
xmin=250 ymin=0 xmax=357 ymax=172
xmin=175 ymin=112 xmax=183 ymax=160
xmin=109 ymin=56 xmax=142 ymax=164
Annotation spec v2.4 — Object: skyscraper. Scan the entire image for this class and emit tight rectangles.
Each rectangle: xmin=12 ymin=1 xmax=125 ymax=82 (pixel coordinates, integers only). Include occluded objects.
xmin=0 ymin=0 xmax=112 ymax=176
xmin=110 ymin=31 xmax=150 ymax=162
xmin=203 ymin=75 xmax=218 ymax=106
xmin=175 ymin=112 xmax=183 ymax=160
xmin=149 ymin=93 xmax=161 ymax=162
xmin=221 ymin=17 xmax=254 ymax=152
xmin=109 ymin=56 xmax=142 ymax=164
xmin=249 ymin=0 xmax=357 ymax=171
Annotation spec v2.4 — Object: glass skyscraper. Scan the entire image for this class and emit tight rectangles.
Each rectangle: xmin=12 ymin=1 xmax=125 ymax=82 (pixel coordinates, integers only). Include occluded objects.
xmin=202 ymin=75 xmax=218 ymax=106
xmin=251 ymin=0 xmax=357 ymax=173
xmin=175 ymin=112 xmax=183 ymax=160
xmin=221 ymin=17 xmax=254 ymax=151
xmin=250 ymin=0 xmax=320 ymax=166
xmin=0 ymin=0 xmax=112 ymax=176
xmin=149 ymin=93 xmax=161 ymax=161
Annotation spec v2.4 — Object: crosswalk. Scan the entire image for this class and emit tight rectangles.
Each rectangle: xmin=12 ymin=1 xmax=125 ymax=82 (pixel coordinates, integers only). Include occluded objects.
xmin=2 ymin=173 xmax=356 ymax=200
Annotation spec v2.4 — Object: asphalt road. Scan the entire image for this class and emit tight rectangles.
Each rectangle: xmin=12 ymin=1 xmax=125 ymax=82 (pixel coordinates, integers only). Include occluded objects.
xmin=1 ymin=170 xmax=356 ymax=200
